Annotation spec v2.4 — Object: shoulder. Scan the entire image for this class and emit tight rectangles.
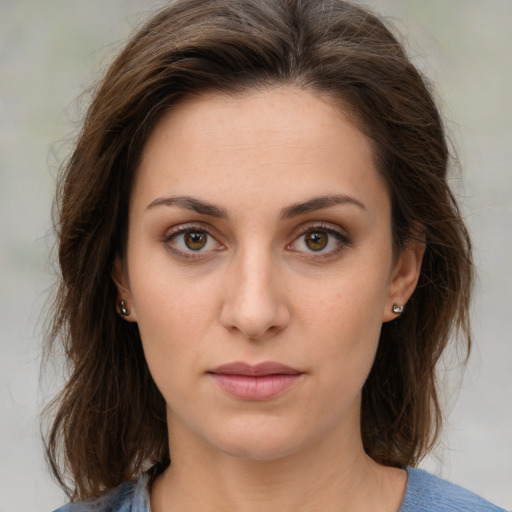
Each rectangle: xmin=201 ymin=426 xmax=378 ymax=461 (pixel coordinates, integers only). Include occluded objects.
xmin=52 ymin=474 xmax=150 ymax=512
xmin=400 ymin=467 xmax=507 ymax=512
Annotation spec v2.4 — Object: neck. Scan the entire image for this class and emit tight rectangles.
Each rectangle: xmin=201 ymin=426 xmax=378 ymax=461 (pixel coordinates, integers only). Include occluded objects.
xmin=150 ymin=414 xmax=406 ymax=512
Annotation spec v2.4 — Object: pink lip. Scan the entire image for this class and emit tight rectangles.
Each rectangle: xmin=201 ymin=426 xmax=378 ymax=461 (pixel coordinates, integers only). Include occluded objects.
xmin=208 ymin=361 xmax=304 ymax=401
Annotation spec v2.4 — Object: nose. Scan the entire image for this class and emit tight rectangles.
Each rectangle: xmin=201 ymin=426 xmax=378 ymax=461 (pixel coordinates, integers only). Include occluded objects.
xmin=219 ymin=247 xmax=290 ymax=340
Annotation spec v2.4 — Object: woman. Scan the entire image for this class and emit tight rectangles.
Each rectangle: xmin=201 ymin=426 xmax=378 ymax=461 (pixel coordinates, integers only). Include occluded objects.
xmin=46 ymin=0 xmax=505 ymax=510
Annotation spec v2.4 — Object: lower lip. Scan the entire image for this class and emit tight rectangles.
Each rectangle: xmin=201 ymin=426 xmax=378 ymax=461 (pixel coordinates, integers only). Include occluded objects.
xmin=209 ymin=373 xmax=303 ymax=401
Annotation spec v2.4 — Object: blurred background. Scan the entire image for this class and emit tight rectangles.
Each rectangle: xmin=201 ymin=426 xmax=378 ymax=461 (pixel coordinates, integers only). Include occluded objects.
xmin=0 ymin=0 xmax=510 ymax=510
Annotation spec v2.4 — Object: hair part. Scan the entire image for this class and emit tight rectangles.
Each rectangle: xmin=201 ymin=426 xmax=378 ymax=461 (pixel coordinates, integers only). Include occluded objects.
xmin=44 ymin=0 xmax=473 ymax=500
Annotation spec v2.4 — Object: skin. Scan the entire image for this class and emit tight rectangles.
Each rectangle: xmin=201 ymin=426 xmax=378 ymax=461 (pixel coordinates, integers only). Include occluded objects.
xmin=114 ymin=87 xmax=425 ymax=511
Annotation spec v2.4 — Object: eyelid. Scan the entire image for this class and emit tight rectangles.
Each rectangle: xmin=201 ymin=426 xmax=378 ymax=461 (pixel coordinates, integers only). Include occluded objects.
xmin=162 ymin=222 xmax=224 ymax=259
xmin=287 ymin=222 xmax=351 ymax=256
xmin=163 ymin=221 xmax=216 ymax=239
xmin=292 ymin=221 xmax=350 ymax=241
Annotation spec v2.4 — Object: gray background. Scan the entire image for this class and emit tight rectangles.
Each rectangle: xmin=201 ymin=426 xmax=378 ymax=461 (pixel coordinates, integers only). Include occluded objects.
xmin=0 ymin=1 xmax=510 ymax=510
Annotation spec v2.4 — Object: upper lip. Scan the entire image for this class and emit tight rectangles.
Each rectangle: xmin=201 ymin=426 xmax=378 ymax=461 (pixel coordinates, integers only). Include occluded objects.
xmin=208 ymin=361 xmax=302 ymax=376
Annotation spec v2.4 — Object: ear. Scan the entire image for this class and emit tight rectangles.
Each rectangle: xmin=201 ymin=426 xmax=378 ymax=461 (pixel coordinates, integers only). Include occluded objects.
xmin=112 ymin=257 xmax=137 ymax=322
xmin=382 ymin=235 xmax=425 ymax=322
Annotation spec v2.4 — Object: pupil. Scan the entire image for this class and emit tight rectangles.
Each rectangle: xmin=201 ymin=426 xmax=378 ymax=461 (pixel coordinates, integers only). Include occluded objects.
xmin=306 ymin=231 xmax=328 ymax=251
xmin=185 ymin=231 xmax=207 ymax=250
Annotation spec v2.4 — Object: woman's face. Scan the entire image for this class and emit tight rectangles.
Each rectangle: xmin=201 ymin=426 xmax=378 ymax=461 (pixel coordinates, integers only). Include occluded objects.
xmin=116 ymin=87 xmax=422 ymax=461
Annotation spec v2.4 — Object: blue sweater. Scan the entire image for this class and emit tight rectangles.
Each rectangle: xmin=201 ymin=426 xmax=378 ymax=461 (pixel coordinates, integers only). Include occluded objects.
xmin=55 ymin=467 xmax=506 ymax=511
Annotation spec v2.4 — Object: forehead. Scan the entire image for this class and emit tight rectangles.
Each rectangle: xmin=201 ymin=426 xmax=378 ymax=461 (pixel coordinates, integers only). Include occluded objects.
xmin=133 ymin=86 xmax=388 ymax=216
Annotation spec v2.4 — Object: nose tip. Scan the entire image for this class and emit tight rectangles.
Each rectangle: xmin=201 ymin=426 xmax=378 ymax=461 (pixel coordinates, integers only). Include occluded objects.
xmin=219 ymin=257 xmax=290 ymax=341
xmin=224 ymin=305 xmax=289 ymax=340
xmin=227 ymin=307 xmax=287 ymax=341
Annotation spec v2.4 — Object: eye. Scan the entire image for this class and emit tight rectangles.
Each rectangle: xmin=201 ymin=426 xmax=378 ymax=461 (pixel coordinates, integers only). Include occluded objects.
xmin=288 ymin=225 xmax=350 ymax=257
xmin=183 ymin=231 xmax=208 ymax=251
xmin=304 ymin=231 xmax=329 ymax=251
xmin=164 ymin=226 xmax=223 ymax=258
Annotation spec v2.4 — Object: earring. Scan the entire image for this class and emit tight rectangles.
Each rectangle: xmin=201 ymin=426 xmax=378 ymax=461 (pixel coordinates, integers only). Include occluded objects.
xmin=119 ymin=300 xmax=130 ymax=317
xmin=392 ymin=303 xmax=404 ymax=315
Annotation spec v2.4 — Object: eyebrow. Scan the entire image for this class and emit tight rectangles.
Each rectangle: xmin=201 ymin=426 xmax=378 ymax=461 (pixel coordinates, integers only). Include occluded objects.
xmin=145 ymin=195 xmax=228 ymax=218
xmin=280 ymin=194 xmax=366 ymax=219
xmin=145 ymin=193 xmax=366 ymax=219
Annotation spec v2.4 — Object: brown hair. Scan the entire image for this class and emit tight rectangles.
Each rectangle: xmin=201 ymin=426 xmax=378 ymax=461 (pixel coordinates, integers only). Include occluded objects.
xmin=44 ymin=0 xmax=473 ymax=500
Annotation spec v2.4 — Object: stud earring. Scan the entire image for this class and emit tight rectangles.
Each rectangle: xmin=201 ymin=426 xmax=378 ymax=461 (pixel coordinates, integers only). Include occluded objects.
xmin=119 ymin=300 xmax=130 ymax=317
xmin=392 ymin=303 xmax=404 ymax=315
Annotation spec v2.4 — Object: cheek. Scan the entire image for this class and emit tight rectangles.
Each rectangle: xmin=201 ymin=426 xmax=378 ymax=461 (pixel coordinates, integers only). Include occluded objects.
xmin=129 ymin=239 xmax=218 ymax=325
xmin=133 ymin=285 xmax=216 ymax=363
xmin=131 ymin=285 xmax=212 ymax=410
xmin=126 ymin=252 xmax=222 ymax=379
xmin=294 ymin=264 xmax=389 ymax=382
xmin=296 ymin=260 xmax=390 ymax=338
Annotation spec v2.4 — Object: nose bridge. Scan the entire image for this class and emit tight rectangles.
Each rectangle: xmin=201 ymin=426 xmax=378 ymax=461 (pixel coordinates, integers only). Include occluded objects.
xmin=220 ymin=240 xmax=288 ymax=339
xmin=239 ymin=243 xmax=273 ymax=297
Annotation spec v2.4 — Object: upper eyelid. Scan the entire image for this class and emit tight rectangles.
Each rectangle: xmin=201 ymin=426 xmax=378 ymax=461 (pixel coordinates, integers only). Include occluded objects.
xmin=163 ymin=222 xmax=219 ymax=239
xmin=292 ymin=221 xmax=348 ymax=238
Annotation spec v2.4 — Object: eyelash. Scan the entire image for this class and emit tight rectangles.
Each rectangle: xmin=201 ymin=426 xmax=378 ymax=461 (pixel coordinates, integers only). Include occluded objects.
xmin=162 ymin=222 xmax=351 ymax=261
xmin=162 ymin=223 xmax=223 ymax=260
xmin=287 ymin=223 xmax=351 ymax=260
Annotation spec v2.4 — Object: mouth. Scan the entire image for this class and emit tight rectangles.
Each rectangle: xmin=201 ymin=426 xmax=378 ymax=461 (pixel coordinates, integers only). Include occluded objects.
xmin=207 ymin=361 xmax=304 ymax=401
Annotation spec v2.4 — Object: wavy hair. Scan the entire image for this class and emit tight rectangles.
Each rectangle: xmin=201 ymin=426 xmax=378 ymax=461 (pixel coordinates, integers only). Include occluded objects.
xmin=44 ymin=0 xmax=473 ymax=500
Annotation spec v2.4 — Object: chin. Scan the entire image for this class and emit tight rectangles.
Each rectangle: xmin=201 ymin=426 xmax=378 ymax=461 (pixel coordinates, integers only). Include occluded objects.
xmin=204 ymin=416 xmax=315 ymax=462
xmin=217 ymin=438 xmax=301 ymax=462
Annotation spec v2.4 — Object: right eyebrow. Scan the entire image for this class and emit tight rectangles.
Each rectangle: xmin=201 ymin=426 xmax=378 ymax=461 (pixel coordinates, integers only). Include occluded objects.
xmin=145 ymin=195 xmax=228 ymax=218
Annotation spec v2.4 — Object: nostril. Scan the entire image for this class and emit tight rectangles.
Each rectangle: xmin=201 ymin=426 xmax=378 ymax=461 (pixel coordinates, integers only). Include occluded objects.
xmin=246 ymin=324 xmax=278 ymax=341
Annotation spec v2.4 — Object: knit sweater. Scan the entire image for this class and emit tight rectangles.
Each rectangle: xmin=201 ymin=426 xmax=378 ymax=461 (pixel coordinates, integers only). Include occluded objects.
xmin=54 ymin=466 xmax=507 ymax=511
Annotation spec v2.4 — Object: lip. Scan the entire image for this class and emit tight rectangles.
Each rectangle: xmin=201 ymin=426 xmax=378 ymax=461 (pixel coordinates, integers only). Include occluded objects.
xmin=208 ymin=361 xmax=304 ymax=401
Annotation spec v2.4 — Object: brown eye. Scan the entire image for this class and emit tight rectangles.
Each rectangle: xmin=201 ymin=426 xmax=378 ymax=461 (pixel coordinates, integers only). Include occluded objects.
xmin=288 ymin=225 xmax=350 ymax=257
xmin=305 ymin=231 xmax=328 ymax=251
xmin=164 ymin=226 xmax=224 ymax=259
xmin=184 ymin=231 xmax=208 ymax=250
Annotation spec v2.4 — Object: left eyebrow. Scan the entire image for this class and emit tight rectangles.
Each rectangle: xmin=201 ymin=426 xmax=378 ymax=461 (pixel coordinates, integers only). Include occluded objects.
xmin=280 ymin=194 xmax=367 ymax=219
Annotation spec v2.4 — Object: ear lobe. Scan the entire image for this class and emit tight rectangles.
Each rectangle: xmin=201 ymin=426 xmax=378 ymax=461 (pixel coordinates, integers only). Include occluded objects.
xmin=112 ymin=257 xmax=137 ymax=322
xmin=382 ymin=236 xmax=425 ymax=323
